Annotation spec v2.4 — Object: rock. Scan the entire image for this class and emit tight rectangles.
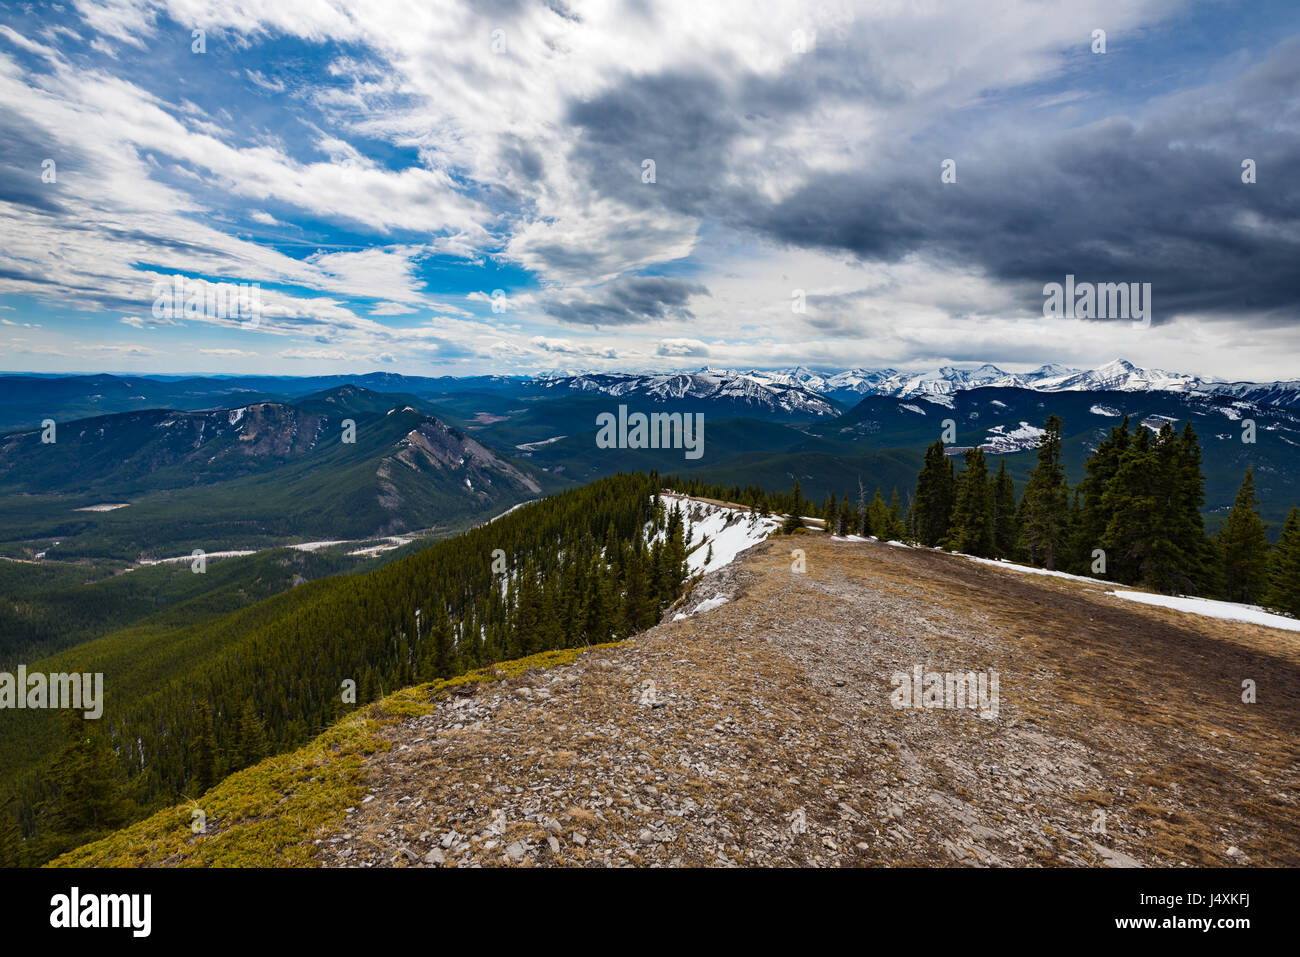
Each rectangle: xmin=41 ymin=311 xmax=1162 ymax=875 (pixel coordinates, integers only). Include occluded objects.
xmin=547 ymin=835 xmax=561 ymax=854
xmin=505 ymin=841 xmax=528 ymax=862
xmin=441 ymin=830 xmax=459 ymax=849
xmin=638 ymin=679 xmax=666 ymax=708
xmin=887 ymin=805 xmax=904 ymax=821
xmin=1226 ymin=846 xmax=1242 ymax=859
xmin=788 ymin=808 xmax=808 ymax=835
xmin=638 ymin=829 xmax=657 ymax=844
xmin=572 ymin=832 xmax=587 ymax=846
xmin=423 ymin=847 xmax=446 ymax=865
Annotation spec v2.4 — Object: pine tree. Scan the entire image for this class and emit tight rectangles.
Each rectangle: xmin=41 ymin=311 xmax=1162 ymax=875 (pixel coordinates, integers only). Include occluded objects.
xmin=1220 ymin=468 xmax=1270 ymax=603
xmin=1074 ymin=416 xmax=1131 ymax=573
xmin=43 ymin=712 xmax=130 ymax=837
xmin=911 ymin=441 xmax=956 ymax=546
xmin=1018 ymin=415 xmax=1071 ymax=569
xmin=945 ymin=447 xmax=995 ymax=556
xmin=0 ymin=793 xmax=22 ymax=867
xmin=1156 ymin=423 xmax=1213 ymax=593
xmin=230 ymin=701 xmax=269 ymax=771
xmin=838 ymin=492 xmax=853 ymax=537
xmin=1265 ymin=507 xmax=1300 ymax=617
xmin=194 ymin=701 xmax=222 ymax=793
xmin=887 ymin=488 xmax=905 ymax=539
xmin=991 ymin=459 xmax=1018 ymax=559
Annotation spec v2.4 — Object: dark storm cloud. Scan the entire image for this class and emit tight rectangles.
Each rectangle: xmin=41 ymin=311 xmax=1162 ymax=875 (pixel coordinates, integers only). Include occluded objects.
xmin=564 ymin=33 xmax=1300 ymax=326
xmin=543 ymin=275 xmax=708 ymax=326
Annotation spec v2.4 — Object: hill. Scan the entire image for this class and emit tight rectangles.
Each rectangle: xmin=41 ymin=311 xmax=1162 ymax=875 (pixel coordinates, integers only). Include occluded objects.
xmin=0 ymin=385 xmax=551 ymax=559
xmin=51 ymin=525 xmax=1300 ymax=867
xmin=3 ymin=474 xmax=691 ymax=864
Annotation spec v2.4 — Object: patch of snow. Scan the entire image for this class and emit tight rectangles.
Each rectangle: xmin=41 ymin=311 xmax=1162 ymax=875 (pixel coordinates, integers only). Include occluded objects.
xmin=981 ymin=421 xmax=1045 ymax=454
xmin=663 ymin=494 xmax=780 ymax=576
xmin=228 ymin=408 xmax=245 ymax=425
xmin=514 ymin=435 xmax=567 ymax=451
xmin=1108 ymin=591 xmax=1300 ymax=632
xmin=74 ymin=503 xmax=129 ymax=512
xmin=674 ymin=593 xmax=729 ymax=620
xmin=899 ymin=403 xmax=926 ymax=415
xmin=962 ymin=554 xmax=1111 ymax=584
xmin=1090 ymin=404 xmax=1121 ymax=417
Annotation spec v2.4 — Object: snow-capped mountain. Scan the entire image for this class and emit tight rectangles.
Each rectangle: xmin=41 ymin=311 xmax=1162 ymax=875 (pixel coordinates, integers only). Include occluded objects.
xmin=532 ymin=359 xmax=1300 ymax=415
xmin=742 ymin=359 xmax=1298 ymax=408
xmin=538 ymin=369 xmax=839 ymax=418
xmin=1047 ymin=358 xmax=1198 ymax=393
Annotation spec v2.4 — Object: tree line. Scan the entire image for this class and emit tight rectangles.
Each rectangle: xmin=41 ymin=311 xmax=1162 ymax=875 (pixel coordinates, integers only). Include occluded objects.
xmin=907 ymin=414 xmax=1298 ymax=611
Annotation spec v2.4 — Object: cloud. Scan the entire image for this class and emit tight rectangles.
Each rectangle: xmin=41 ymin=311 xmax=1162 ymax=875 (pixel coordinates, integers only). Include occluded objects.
xmin=656 ymin=337 xmax=710 ymax=357
xmin=542 ymin=276 xmax=708 ymax=327
xmin=530 ymin=336 xmax=617 ymax=359
xmin=1 ymin=1 xmax=1297 ymax=380
xmin=120 ymin=314 xmax=178 ymax=328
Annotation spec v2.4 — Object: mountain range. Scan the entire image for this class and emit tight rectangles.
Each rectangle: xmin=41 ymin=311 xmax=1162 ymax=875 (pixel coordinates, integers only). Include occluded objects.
xmin=542 ymin=358 xmax=1300 ymax=411
xmin=3 ymin=359 xmax=1298 ymax=434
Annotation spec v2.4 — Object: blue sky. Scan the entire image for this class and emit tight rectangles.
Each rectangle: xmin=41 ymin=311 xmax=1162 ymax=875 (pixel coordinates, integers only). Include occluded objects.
xmin=1 ymin=0 xmax=1298 ymax=380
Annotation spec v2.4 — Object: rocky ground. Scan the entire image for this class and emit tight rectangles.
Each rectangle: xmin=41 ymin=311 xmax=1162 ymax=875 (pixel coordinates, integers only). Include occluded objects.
xmin=316 ymin=531 xmax=1300 ymax=868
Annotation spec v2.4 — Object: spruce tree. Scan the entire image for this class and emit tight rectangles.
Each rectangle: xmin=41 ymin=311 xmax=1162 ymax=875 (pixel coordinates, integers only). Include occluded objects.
xmin=991 ymin=459 xmax=1018 ymax=559
xmin=1265 ymin=507 xmax=1300 ymax=617
xmin=911 ymin=441 xmax=956 ymax=546
xmin=945 ymin=447 xmax=995 ymax=556
xmin=888 ymin=488 xmax=905 ymax=539
xmin=1220 ymin=468 xmax=1270 ymax=603
xmin=194 ymin=701 xmax=222 ymax=794
xmin=0 ymin=793 xmax=22 ymax=868
xmin=1074 ymin=416 xmax=1131 ymax=573
xmin=44 ymin=712 xmax=130 ymax=838
xmin=231 ymin=701 xmax=269 ymax=771
xmin=1018 ymin=415 xmax=1071 ymax=569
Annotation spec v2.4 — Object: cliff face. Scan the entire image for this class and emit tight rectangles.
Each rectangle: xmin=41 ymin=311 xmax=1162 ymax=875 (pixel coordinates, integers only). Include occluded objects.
xmin=56 ymin=530 xmax=1300 ymax=868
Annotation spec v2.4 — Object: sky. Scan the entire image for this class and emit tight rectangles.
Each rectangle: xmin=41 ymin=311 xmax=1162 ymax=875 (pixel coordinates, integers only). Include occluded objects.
xmin=0 ymin=0 xmax=1298 ymax=381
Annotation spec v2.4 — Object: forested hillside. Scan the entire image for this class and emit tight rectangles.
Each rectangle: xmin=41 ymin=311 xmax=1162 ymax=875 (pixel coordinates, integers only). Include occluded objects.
xmin=0 ymin=473 xmax=690 ymax=866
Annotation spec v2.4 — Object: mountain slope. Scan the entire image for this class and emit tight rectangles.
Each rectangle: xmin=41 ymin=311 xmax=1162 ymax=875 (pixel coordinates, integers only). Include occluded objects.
xmin=54 ymin=531 xmax=1300 ymax=868
xmin=0 ymin=386 xmax=552 ymax=559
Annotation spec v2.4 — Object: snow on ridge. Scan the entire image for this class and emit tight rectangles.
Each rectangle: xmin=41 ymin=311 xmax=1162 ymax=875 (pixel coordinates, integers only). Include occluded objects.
xmin=660 ymin=493 xmax=780 ymax=578
xmin=1109 ymin=591 xmax=1300 ymax=633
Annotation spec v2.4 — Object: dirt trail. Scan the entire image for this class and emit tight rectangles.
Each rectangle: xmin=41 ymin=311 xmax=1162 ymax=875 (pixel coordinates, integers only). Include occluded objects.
xmin=318 ymin=534 xmax=1300 ymax=867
